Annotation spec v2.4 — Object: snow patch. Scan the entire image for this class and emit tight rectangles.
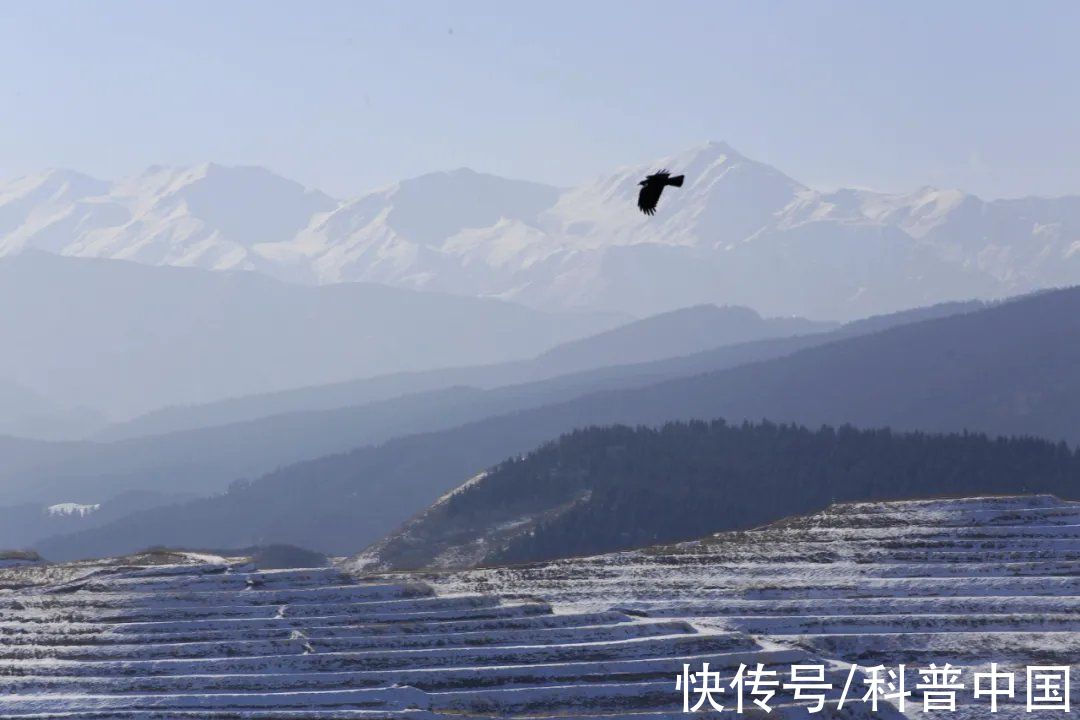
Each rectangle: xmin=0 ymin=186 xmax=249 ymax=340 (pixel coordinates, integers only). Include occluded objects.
xmin=45 ymin=502 xmax=100 ymax=518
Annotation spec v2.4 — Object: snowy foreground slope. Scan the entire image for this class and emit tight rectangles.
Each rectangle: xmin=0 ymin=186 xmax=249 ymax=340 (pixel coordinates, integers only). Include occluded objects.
xmin=411 ymin=495 xmax=1080 ymax=718
xmin=0 ymin=495 xmax=1076 ymax=718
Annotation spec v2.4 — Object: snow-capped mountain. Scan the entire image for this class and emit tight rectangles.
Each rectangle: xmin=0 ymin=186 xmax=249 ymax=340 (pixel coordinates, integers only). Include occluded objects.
xmin=3 ymin=143 xmax=1079 ymax=319
xmin=0 ymin=163 xmax=336 ymax=277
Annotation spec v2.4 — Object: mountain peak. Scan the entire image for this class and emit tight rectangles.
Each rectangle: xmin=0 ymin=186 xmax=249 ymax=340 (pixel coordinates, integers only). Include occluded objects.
xmin=1 ymin=168 xmax=109 ymax=201
xmin=698 ymin=139 xmax=742 ymax=155
xmin=673 ymin=140 xmax=750 ymax=166
xmin=183 ymin=162 xmax=322 ymax=192
xmin=658 ymin=141 xmax=804 ymax=194
xmin=393 ymin=166 xmax=554 ymax=191
xmin=35 ymin=167 xmax=104 ymax=184
xmin=1 ymin=146 xmax=1077 ymax=320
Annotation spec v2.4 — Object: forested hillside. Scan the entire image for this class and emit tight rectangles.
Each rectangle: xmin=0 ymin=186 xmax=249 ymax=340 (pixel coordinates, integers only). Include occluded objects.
xmin=358 ymin=420 xmax=1080 ymax=570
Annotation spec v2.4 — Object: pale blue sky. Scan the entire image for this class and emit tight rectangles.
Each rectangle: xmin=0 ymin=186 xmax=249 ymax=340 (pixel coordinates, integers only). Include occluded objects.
xmin=1 ymin=1 xmax=1077 ymax=198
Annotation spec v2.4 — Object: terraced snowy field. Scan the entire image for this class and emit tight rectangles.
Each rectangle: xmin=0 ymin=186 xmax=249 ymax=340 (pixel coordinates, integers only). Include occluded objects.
xmin=0 ymin=553 xmax=815 ymax=718
xmin=0 ymin=495 xmax=1075 ymax=718
xmin=415 ymin=495 xmax=1080 ymax=718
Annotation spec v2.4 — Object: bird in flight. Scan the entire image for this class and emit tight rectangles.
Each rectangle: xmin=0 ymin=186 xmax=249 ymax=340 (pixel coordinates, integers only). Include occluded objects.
xmin=637 ymin=169 xmax=684 ymax=215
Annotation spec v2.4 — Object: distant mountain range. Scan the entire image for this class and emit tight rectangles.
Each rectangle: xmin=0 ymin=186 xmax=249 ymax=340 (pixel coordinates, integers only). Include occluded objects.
xmin=0 ymin=299 xmax=969 ymax=520
xmin=0 ymin=378 xmax=103 ymax=440
xmin=35 ymin=285 xmax=1079 ymax=560
xmin=100 ymin=304 xmax=832 ymax=440
xmin=5 ymin=143 xmax=1080 ymax=319
xmin=0 ymin=302 xmax=834 ymax=548
xmin=0 ymin=252 xmax=616 ymax=429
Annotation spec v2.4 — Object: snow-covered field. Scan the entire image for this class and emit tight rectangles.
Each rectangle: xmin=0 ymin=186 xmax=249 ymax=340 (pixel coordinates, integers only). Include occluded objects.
xmin=0 ymin=495 xmax=1076 ymax=718
xmin=413 ymin=495 xmax=1080 ymax=718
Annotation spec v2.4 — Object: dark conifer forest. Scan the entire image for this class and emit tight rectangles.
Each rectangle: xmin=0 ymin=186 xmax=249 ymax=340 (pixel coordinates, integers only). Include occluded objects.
xmin=432 ymin=420 xmax=1080 ymax=566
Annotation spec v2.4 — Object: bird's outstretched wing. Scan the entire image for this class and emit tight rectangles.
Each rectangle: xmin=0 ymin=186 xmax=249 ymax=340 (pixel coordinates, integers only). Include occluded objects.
xmin=638 ymin=183 xmax=662 ymax=215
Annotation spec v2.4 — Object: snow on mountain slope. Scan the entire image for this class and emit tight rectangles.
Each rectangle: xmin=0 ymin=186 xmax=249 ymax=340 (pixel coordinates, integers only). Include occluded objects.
xmin=288 ymin=142 xmax=988 ymax=319
xmin=0 ymin=163 xmax=336 ymax=277
xmin=546 ymin=141 xmax=805 ymax=249
xmin=283 ymin=168 xmax=563 ymax=289
xmin=3 ymin=143 xmax=1079 ymax=319
xmin=0 ymin=170 xmax=112 ymax=255
xmin=45 ymin=502 xmax=100 ymax=518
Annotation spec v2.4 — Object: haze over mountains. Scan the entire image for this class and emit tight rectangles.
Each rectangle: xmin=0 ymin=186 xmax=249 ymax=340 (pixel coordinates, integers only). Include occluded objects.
xmin=4 ymin=142 xmax=1080 ymax=320
xmin=0 ymin=301 xmax=955 ymax=516
xmin=0 ymin=302 xmax=834 ymax=550
xmin=7 ymin=140 xmax=1080 ymax=565
xmin=101 ymin=304 xmax=831 ymax=440
xmin=0 ymin=252 xmax=616 ymax=433
xmin=34 ymin=285 xmax=1080 ymax=560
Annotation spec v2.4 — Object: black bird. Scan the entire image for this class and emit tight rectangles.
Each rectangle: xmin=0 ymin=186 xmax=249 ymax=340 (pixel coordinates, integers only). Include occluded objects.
xmin=637 ymin=169 xmax=684 ymax=215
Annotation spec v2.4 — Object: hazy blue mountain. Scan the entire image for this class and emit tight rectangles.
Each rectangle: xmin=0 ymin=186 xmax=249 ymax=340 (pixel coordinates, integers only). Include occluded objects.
xmin=0 ymin=251 xmax=617 ymax=423
xmin=1 ymin=299 xmax=967 ymax=517
xmin=525 ymin=304 xmax=829 ymax=378
xmin=0 ymin=489 xmax=191 ymax=552
xmin=35 ymin=288 xmax=1070 ymax=560
xmin=100 ymin=304 xmax=834 ymax=440
xmin=0 ymin=379 xmax=105 ymax=440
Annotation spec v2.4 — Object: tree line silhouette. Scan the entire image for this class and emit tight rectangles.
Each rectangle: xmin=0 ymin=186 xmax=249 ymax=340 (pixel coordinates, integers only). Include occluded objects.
xmin=442 ymin=419 xmax=1080 ymax=565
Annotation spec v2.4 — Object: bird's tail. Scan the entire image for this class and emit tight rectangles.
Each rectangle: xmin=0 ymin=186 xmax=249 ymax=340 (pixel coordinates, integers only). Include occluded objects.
xmin=667 ymin=174 xmax=685 ymax=187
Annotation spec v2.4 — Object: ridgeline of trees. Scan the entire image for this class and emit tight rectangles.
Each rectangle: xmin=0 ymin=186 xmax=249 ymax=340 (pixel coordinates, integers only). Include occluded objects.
xmin=437 ymin=420 xmax=1079 ymax=567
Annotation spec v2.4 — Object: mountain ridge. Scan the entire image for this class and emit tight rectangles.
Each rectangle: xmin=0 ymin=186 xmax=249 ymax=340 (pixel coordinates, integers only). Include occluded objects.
xmin=99 ymin=303 xmax=833 ymax=441
xmin=353 ymin=421 xmax=1080 ymax=571
xmin=0 ymin=251 xmax=618 ymax=423
xmin=5 ymin=142 xmax=1080 ymax=319
xmin=0 ymin=298 xmax=975 ymax=553
xmin=33 ymin=285 xmax=1080 ymax=560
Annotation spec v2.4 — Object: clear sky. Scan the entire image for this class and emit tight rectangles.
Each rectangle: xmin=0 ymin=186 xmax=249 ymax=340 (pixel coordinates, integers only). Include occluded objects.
xmin=1 ymin=1 xmax=1077 ymax=199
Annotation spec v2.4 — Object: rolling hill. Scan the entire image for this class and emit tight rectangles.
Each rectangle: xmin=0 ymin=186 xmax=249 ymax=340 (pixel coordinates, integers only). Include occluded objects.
xmin=0 ymin=251 xmax=616 ymax=424
xmin=99 ymin=304 xmax=832 ymax=440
